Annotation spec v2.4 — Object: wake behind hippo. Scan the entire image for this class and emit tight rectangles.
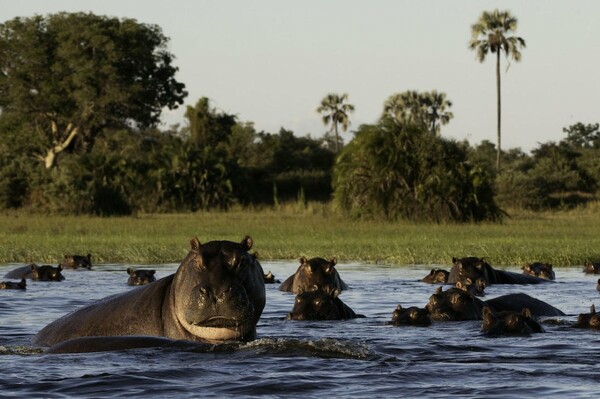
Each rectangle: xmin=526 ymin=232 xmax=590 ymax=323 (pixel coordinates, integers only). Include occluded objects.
xmin=448 ymin=257 xmax=551 ymax=286
xmin=33 ymin=236 xmax=266 ymax=348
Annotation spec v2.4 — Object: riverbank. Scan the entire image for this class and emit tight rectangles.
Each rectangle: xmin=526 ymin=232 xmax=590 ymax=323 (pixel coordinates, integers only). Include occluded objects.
xmin=2 ymin=205 xmax=600 ymax=266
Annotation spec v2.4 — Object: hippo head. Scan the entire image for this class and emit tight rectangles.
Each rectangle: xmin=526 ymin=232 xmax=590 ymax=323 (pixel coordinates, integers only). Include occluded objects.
xmin=481 ymin=307 xmax=543 ymax=336
xmin=574 ymin=304 xmax=600 ymax=329
xmin=171 ymin=236 xmax=266 ymax=342
xmin=0 ymin=278 xmax=26 ymax=290
xmin=293 ymin=256 xmax=340 ymax=294
xmin=422 ymin=269 xmax=449 ymax=284
xmin=286 ymin=288 xmax=342 ymax=321
xmin=63 ymin=253 xmax=93 ymax=269
xmin=452 ymin=257 xmax=492 ymax=285
xmin=583 ymin=262 xmax=600 ymax=274
xmin=390 ymin=304 xmax=431 ymax=326
xmin=31 ymin=264 xmax=65 ymax=281
xmin=522 ymin=262 xmax=555 ymax=280
xmin=455 ymin=276 xmax=486 ymax=297
xmin=426 ymin=286 xmax=483 ymax=321
xmin=127 ymin=268 xmax=156 ymax=286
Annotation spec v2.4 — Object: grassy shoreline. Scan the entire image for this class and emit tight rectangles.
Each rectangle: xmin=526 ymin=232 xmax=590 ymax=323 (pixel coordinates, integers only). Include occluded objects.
xmin=2 ymin=206 xmax=600 ymax=267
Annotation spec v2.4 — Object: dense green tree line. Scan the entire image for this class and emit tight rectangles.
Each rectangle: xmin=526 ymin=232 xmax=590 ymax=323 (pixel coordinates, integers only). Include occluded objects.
xmin=1 ymin=12 xmax=599 ymax=222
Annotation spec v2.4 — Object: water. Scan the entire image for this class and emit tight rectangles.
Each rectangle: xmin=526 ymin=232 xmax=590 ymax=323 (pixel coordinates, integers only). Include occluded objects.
xmin=1 ymin=261 xmax=599 ymax=398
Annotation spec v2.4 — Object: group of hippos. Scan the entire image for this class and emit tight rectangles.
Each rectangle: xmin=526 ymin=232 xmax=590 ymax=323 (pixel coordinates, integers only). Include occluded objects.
xmin=2 ymin=236 xmax=600 ymax=353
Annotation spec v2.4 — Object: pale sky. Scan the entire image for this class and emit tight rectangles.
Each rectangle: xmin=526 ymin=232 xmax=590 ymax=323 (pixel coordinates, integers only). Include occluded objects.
xmin=3 ymin=1 xmax=599 ymax=152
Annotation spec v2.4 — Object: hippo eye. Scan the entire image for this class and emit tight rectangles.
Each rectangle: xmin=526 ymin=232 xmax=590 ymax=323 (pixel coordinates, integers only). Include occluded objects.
xmin=295 ymin=298 xmax=302 ymax=304
xmin=314 ymin=300 xmax=321 ymax=306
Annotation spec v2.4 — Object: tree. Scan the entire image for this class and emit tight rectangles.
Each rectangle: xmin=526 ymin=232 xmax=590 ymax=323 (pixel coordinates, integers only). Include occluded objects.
xmin=562 ymin=122 xmax=600 ymax=148
xmin=469 ymin=9 xmax=525 ymax=170
xmin=185 ymin=97 xmax=237 ymax=148
xmin=0 ymin=12 xmax=187 ymax=168
xmin=316 ymin=93 xmax=354 ymax=153
xmin=382 ymin=90 xmax=453 ymax=135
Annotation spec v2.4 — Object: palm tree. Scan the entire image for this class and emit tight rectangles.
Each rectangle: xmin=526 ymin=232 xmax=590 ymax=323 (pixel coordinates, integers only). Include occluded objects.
xmin=382 ymin=90 xmax=453 ymax=135
xmin=469 ymin=9 xmax=525 ymax=170
xmin=423 ymin=90 xmax=453 ymax=136
xmin=316 ymin=93 xmax=355 ymax=153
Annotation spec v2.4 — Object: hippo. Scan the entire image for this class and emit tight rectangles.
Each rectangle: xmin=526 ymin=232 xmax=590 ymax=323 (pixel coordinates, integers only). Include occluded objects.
xmin=389 ymin=304 xmax=431 ymax=326
xmin=421 ymin=269 xmax=449 ymax=284
xmin=61 ymin=253 xmax=92 ymax=270
xmin=597 ymin=279 xmax=600 ymax=292
xmin=481 ymin=307 xmax=544 ymax=336
xmin=44 ymin=335 xmax=210 ymax=354
xmin=583 ymin=261 xmax=600 ymax=274
xmin=285 ymin=288 xmax=362 ymax=321
xmin=4 ymin=264 xmax=65 ymax=281
xmin=573 ymin=304 xmax=600 ymax=329
xmin=448 ymin=257 xmax=551 ymax=286
xmin=279 ymin=256 xmax=348 ymax=294
xmin=426 ymin=286 xmax=565 ymax=321
xmin=33 ymin=236 xmax=266 ymax=348
xmin=0 ymin=278 xmax=27 ymax=290
xmin=455 ymin=276 xmax=486 ymax=297
xmin=127 ymin=268 xmax=156 ymax=286
xmin=263 ymin=271 xmax=280 ymax=284
xmin=522 ymin=262 xmax=555 ymax=280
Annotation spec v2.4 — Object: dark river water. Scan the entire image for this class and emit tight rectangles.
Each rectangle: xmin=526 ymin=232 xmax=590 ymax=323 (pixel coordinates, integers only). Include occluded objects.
xmin=0 ymin=261 xmax=599 ymax=398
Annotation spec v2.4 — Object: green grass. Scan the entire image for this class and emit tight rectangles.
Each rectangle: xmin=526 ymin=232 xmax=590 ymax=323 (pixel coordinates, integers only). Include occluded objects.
xmin=2 ymin=203 xmax=600 ymax=267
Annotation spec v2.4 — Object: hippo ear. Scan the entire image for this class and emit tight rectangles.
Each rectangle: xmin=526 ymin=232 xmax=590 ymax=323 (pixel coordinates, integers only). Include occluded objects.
xmin=455 ymin=281 xmax=463 ymax=290
xmin=435 ymin=286 xmax=442 ymax=294
xmin=429 ymin=269 xmax=435 ymax=275
xmin=331 ymin=288 xmax=340 ymax=299
xmin=190 ymin=237 xmax=201 ymax=253
xmin=591 ymin=304 xmax=596 ymax=314
xmin=58 ymin=265 xmax=63 ymax=271
xmin=522 ymin=263 xmax=530 ymax=271
xmin=482 ymin=306 xmax=493 ymax=317
xmin=30 ymin=263 xmax=37 ymax=271
xmin=521 ymin=308 xmax=532 ymax=318
xmin=252 ymin=251 xmax=259 ymax=259
xmin=149 ymin=270 xmax=156 ymax=275
xmin=452 ymin=257 xmax=458 ymax=263
xmin=241 ymin=236 xmax=253 ymax=251
xmin=330 ymin=257 xmax=337 ymax=266
xmin=299 ymin=256 xmax=308 ymax=265
xmin=127 ymin=267 xmax=134 ymax=275
xmin=396 ymin=304 xmax=403 ymax=311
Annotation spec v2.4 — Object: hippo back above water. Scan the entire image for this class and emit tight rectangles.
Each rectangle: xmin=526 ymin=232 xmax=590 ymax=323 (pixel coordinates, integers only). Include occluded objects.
xmin=5 ymin=264 xmax=64 ymax=281
xmin=33 ymin=236 xmax=266 ymax=347
xmin=279 ymin=256 xmax=348 ymax=294
xmin=448 ymin=257 xmax=551 ymax=286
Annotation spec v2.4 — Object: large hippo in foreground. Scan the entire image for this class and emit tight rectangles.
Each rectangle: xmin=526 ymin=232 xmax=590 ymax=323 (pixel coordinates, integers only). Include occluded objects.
xmin=448 ymin=257 xmax=551 ymax=286
xmin=5 ymin=264 xmax=65 ymax=281
xmin=33 ymin=236 xmax=266 ymax=347
xmin=426 ymin=286 xmax=565 ymax=321
xmin=285 ymin=289 xmax=361 ymax=321
xmin=279 ymin=256 xmax=348 ymax=294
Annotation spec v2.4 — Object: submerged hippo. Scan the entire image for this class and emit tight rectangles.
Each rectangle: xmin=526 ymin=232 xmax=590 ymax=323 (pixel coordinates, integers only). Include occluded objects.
xmin=573 ymin=304 xmax=600 ymax=330
xmin=5 ymin=264 xmax=65 ymax=281
xmin=583 ymin=262 xmax=600 ymax=274
xmin=127 ymin=268 xmax=157 ymax=286
xmin=481 ymin=307 xmax=544 ymax=336
xmin=279 ymin=256 xmax=348 ymax=294
xmin=285 ymin=289 xmax=362 ymax=321
xmin=522 ymin=262 xmax=555 ymax=280
xmin=61 ymin=253 xmax=93 ymax=270
xmin=33 ymin=236 xmax=266 ymax=348
xmin=448 ymin=257 xmax=551 ymax=286
xmin=389 ymin=304 xmax=431 ymax=326
xmin=421 ymin=269 xmax=449 ymax=284
xmin=455 ymin=276 xmax=486 ymax=297
xmin=0 ymin=278 xmax=26 ymax=290
xmin=263 ymin=271 xmax=280 ymax=284
xmin=426 ymin=286 xmax=565 ymax=321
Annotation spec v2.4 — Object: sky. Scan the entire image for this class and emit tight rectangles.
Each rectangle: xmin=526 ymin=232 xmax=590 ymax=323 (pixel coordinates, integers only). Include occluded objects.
xmin=2 ymin=1 xmax=599 ymax=152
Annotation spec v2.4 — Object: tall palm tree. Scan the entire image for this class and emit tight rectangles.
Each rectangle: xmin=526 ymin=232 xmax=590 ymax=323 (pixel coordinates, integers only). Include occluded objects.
xmin=316 ymin=93 xmax=355 ymax=153
xmin=469 ymin=9 xmax=525 ymax=170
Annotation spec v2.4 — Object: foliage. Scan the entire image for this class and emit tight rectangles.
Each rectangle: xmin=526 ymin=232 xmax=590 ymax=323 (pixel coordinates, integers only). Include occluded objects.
xmin=562 ymin=122 xmax=600 ymax=148
xmin=0 ymin=12 xmax=187 ymax=168
xmin=333 ymin=120 xmax=502 ymax=222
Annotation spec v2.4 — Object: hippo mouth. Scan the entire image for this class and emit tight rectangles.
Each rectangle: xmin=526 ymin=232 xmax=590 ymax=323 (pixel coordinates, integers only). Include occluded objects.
xmin=193 ymin=316 xmax=249 ymax=329
xmin=181 ymin=314 xmax=256 ymax=342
